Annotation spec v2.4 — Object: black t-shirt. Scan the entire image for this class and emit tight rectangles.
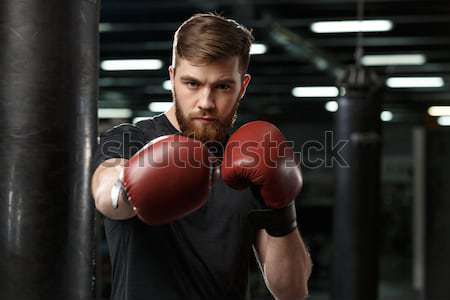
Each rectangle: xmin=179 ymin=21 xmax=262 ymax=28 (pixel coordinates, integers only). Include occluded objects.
xmin=93 ymin=113 xmax=261 ymax=300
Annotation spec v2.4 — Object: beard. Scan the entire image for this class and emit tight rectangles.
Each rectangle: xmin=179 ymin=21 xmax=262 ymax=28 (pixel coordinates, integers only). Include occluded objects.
xmin=173 ymin=89 xmax=240 ymax=143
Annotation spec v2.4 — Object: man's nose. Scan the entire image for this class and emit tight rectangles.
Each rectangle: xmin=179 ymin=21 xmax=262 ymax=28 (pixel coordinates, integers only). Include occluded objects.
xmin=197 ymin=88 xmax=215 ymax=110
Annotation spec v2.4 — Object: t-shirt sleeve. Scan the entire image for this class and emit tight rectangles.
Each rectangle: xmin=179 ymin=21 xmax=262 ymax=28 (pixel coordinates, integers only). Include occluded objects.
xmin=91 ymin=123 xmax=147 ymax=173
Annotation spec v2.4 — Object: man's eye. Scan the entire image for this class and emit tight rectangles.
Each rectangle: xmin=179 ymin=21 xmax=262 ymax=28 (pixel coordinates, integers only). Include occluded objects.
xmin=217 ymin=84 xmax=230 ymax=91
xmin=185 ymin=81 xmax=198 ymax=88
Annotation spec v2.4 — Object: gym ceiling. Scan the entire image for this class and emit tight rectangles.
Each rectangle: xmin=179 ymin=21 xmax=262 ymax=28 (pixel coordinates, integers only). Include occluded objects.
xmin=98 ymin=0 xmax=450 ymax=125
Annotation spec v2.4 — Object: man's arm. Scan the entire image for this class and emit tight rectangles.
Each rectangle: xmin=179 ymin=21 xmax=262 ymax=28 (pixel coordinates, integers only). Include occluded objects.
xmin=91 ymin=158 xmax=136 ymax=220
xmin=220 ymin=120 xmax=311 ymax=298
xmin=254 ymin=228 xmax=312 ymax=300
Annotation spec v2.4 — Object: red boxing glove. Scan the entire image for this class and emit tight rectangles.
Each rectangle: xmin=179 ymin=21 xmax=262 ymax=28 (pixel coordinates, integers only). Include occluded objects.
xmin=222 ymin=121 xmax=302 ymax=208
xmin=221 ymin=121 xmax=302 ymax=236
xmin=123 ymin=135 xmax=211 ymax=225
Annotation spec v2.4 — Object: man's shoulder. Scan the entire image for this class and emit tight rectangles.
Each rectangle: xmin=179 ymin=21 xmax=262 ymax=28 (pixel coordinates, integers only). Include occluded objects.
xmin=100 ymin=114 xmax=167 ymax=140
xmin=134 ymin=115 xmax=160 ymax=133
xmin=135 ymin=113 xmax=178 ymax=139
xmin=99 ymin=123 xmax=145 ymax=142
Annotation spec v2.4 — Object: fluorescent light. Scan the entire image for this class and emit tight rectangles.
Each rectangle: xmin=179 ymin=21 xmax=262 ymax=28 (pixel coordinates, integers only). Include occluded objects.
xmin=162 ymin=80 xmax=172 ymax=91
xmin=428 ymin=106 xmax=450 ymax=116
xmin=250 ymin=43 xmax=267 ymax=55
xmin=437 ymin=116 xmax=450 ymax=126
xmin=310 ymin=20 xmax=393 ymax=33
xmin=148 ymin=102 xmax=172 ymax=112
xmin=386 ymin=77 xmax=444 ymax=88
xmin=325 ymin=101 xmax=338 ymax=112
xmin=98 ymin=108 xmax=132 ymax=119
xmin=99 ymin=23 xmax=113 ymax=32
xmin=381 ymin=111 xmax=393 ymax=122
xmin=133 ymin=117 xmax=152 ymax=124
xmin=292 ymin=86 xmax=339 ymax=97
xmin=362 ymin=54 xmax=426 ymax=66
xmin=101 ymin=59 xmax=163 ymax=71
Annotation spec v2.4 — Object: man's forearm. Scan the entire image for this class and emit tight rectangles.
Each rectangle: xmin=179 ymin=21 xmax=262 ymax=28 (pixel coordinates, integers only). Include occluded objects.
xmin=258 ymin=229 xmax=312 ymax=300
xmin=91 ymin=158 xmax=136 ymax=220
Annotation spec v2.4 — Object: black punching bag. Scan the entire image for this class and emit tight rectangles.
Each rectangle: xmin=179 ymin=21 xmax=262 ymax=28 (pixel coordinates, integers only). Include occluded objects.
xmin=0 ymin=1 xmax=99 ymax=299
xmin=332 ymin=66 xmax=382 ymax=300
xmin=425 ymin=129 xmax=450 ymax=300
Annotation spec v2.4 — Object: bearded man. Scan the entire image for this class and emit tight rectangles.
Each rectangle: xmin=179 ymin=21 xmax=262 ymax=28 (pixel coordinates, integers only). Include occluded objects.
xmin=91 ymin=13 xmax=312 ymax=300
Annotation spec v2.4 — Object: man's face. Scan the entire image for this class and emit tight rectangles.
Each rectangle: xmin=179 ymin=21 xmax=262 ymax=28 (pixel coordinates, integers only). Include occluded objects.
xmin=169 ymin=57 xmax=251 ymax=143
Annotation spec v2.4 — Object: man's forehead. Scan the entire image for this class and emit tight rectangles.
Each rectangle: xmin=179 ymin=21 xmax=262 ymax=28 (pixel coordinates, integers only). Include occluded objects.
xmin=175 ymin=57 xmax=240 ymax=74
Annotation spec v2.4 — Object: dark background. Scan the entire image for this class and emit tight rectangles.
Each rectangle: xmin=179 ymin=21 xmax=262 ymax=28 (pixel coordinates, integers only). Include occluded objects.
xmin=95 ymin=1 xmax=450 ymax=299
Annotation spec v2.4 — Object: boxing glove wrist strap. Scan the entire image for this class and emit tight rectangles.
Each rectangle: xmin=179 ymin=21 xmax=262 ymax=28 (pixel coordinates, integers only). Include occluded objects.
xmin=111 ymin=170 xmax=129 ymax=209
xmin=248 ymin=201 xmax=297 ymax=237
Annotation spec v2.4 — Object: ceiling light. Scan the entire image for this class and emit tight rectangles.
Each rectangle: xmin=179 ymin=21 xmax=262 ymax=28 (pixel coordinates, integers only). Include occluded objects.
xmin=98 ymin=108 xmax=132 ymax=119
xmin=362 ymin=54 xmax=426 ymax=66
xmin=380 ymin=111 xmax=393 ymax=122
xmin=162 ymin=80 xmax=172 ymax=91
xmin=133 ymin=117 xmax=152 ymax=124
xmin=386 ymin=77 xmax=444 ymax=88
xmin=428 ymin=106 xmax=450 ymax=116
xmin=437 ymin=116 xmax=450 ymax=126
xmin=250 ymin=43 xmax=267 ymax=55
xmin=101 ymin=59 xmax=163 ymax=71
xmin=310 ymin=20 xmax=393 ymax=33
xmin=325 ymin=101 xmax=338 ymax=112
xmin=148 ymin=102 xmax=172 ymax=112
xmin=99 ymin=23 xmax=113 ymax=33
xmin=292 ymin=86 xmax=339 ymax=97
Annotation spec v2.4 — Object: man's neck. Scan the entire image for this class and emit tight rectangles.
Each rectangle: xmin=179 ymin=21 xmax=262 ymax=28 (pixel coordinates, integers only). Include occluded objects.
xmin=165 ymin=105 xmax=181 ymax=132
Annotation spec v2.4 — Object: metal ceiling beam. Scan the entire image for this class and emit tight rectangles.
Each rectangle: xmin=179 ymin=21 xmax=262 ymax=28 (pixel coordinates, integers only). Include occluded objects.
xmin=265 ymin=16 xmax=345 ymax=79
xmin=99 ymin=14 xmax=450 ymax=33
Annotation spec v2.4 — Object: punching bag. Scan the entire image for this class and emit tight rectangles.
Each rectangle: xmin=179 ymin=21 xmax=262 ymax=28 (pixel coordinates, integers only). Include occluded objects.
xmin=0 ymin=1 xmax=99 ymax=299
xmin=425 ymin=129 xmax=450 ymax=300
xmin=332 ymin=66 xmax=382 ymax=300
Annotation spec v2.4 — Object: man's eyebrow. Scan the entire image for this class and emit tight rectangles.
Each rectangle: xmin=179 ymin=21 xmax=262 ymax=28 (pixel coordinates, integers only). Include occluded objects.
xmin=215 ymin=78 xmax=236 ymax=85
xmin=180 ymin=75 xmax=199 ymax=82
xmin=179 ymin=76 xmax=237 ymax=85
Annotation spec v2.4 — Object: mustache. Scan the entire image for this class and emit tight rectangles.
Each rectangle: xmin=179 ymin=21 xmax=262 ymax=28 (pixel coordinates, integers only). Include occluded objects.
xmin=189 ymin=110 xmax=219 ymax=120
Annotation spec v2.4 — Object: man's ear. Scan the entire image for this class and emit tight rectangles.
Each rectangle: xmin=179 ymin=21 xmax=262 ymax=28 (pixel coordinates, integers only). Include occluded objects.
xmin=168 ymin=65 xmax=174 ymax=81
xmin=168 ymin=65 xmax=176 ymax=94
xmin=239 ymin=73 xmax=252 ymax=100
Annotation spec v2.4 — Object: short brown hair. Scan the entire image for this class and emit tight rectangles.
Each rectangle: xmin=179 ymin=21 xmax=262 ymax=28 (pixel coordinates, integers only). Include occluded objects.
xmin=172 ymin=13 xmax=254 ymax=74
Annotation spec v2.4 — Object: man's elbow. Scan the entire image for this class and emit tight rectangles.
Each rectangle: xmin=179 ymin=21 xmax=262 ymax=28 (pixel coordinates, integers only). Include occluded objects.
xmin=94 ymin=194 xmax=110 ymax=216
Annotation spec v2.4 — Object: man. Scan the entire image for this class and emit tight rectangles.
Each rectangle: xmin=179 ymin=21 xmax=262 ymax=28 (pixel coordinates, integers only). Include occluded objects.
xmin=91 ymin=13 xmax=312 ymax=300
